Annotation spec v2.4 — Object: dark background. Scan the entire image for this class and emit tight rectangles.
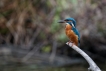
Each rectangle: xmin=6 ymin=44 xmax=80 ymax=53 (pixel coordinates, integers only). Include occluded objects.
xmin=0 ymin=0 xmax=106 ymax=71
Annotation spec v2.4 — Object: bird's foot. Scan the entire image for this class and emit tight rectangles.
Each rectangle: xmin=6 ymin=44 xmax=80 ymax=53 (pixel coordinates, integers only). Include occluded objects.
xmin=71 ymin=43 xmax=74 ymax=47
xmin=68 ymin=41 xmax=74 ymax=47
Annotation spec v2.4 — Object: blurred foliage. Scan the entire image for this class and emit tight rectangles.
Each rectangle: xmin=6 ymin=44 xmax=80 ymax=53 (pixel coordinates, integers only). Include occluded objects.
xmin=0 ymin=0 xmax=106 ymax=70
xmin=56 ymin=32 xmax=68 ymax=43
xmin=50 ymin=15 xmax=60 ymax=33
xmin=41 ymin=45 xmax=51 ymax=53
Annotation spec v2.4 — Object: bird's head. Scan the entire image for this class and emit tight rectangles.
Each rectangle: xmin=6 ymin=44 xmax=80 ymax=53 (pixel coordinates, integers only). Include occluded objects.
xmin=58 ymin=18 xmax=76 ymax=28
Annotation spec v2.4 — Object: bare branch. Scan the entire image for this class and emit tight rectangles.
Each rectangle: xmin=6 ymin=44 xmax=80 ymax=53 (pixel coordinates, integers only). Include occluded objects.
xmin=49 ymin=41 xmax=57 ymax=62
xmin=66 ymin=42 xmax=102 ymax=71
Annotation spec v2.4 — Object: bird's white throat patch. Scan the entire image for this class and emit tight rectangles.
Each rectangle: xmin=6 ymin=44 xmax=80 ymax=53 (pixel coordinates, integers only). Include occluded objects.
xmin=65 ymin=23 xmax=68 ymax=25
xmin=65 ymin=22 xmax=75 ymax=28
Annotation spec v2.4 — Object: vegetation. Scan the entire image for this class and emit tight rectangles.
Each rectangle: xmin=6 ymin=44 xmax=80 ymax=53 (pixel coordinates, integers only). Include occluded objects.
xmin=0 ymin=0 xmax=106 ymax=71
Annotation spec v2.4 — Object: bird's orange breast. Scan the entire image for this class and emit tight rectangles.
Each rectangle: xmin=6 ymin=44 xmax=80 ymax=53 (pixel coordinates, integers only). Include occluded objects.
xmin=65 ymin=24 xmax=78 ymax=46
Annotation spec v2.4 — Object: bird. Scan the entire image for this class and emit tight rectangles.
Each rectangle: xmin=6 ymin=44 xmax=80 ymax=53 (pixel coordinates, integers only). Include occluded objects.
xmin=58 ymin=18 xmax=80 ymax=47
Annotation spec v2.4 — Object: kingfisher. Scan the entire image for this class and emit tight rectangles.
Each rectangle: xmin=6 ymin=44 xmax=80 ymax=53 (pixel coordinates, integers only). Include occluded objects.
xmin=58 ymin=18 xmax=80 ymax=46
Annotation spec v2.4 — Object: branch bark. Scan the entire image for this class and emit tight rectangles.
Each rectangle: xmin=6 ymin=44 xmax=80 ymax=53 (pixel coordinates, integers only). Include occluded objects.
xmin=66 ymin=42 xmax=102 ymax=71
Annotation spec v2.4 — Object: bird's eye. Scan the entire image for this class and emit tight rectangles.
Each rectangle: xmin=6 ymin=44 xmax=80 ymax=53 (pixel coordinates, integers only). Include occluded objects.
xmin=69 ymin=21 xmax=72 ymax=22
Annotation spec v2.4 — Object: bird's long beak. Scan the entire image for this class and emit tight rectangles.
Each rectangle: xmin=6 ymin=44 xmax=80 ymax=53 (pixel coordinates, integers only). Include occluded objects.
xmin=58 ymin=20 xmax=65 ymax=23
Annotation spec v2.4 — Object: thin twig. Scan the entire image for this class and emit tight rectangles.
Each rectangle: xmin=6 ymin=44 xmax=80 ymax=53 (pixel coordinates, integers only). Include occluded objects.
xmin=66 ymin=42 xmax=101 ymax=71
xmin=21 ymin=42 xmax=46 ymax=62
xmin=49 ymin=40 xmax=57 ymax=62
xmin=26 ymin=28 xmax=41 ymax=48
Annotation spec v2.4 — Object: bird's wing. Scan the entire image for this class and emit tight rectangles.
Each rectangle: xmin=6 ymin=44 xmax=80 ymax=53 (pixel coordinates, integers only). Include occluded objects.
xmin=72 ymin=28 xmax=80 ymax=41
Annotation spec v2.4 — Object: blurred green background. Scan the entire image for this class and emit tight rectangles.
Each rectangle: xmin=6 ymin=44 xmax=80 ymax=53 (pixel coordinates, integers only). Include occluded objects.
xmin=0 ymin=0 xmax=106 ymax=71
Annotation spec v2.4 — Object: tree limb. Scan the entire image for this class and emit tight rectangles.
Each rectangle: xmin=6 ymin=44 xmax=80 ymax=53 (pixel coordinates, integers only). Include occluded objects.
xmin=66 ymin=42 xmax=102 ymax=71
